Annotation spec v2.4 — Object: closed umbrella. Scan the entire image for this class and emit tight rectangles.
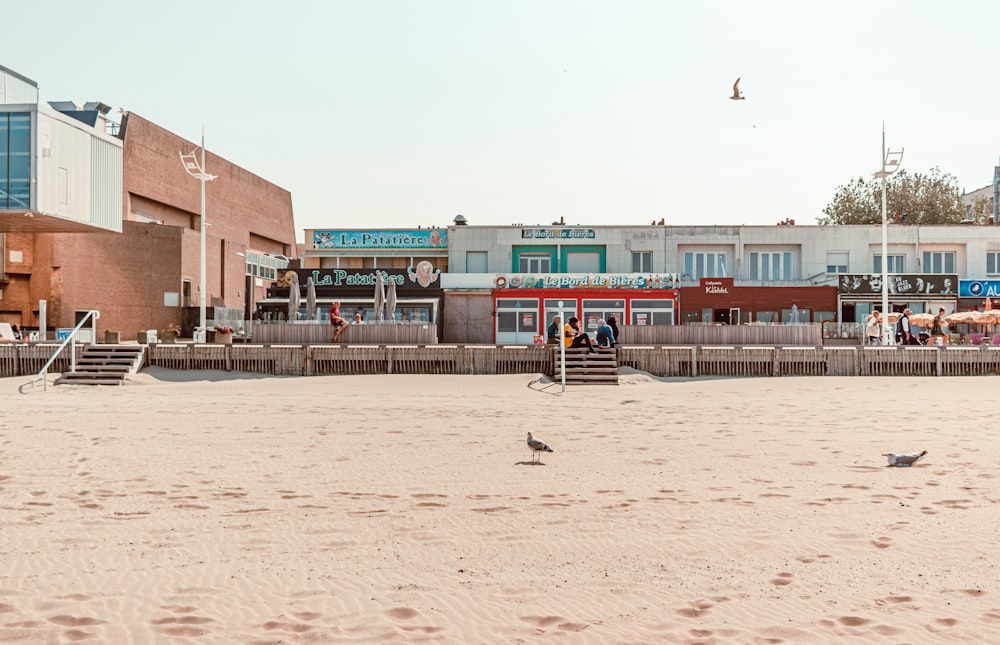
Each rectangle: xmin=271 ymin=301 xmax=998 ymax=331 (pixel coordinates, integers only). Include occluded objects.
xmin=374 ymin=271 xmax=386 ymax=322
xmin=305 ymin=275 xmax=317 ymax=321
xmin=287 ymin=272 xmax=300 ymax=321
xmin=386 ymin=277 xmax=397 ymax=323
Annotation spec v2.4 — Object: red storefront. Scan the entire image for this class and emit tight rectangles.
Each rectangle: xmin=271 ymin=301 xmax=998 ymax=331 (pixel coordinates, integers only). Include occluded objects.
xmin=491 ymin=275 xmax=679 ymax=344
xmin=680 ymin=278 xmax=838 ymax=325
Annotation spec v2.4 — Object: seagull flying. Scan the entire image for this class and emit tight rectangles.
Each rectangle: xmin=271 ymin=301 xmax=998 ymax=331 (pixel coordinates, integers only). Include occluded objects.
xmin=882 ymin=450 xmax=927 ymax=467
xmin=729 ymin=77 xmax=745 ymax=101
xmin=526 ymin=432 xmax=554 ymax=462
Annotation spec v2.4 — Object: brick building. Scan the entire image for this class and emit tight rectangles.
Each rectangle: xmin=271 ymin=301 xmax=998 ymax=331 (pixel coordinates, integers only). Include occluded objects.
xmin=1 ymin=83 xmax=296 ymax=338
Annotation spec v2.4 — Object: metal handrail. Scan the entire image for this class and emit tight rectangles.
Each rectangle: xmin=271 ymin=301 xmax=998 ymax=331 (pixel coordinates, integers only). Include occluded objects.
xmin=18 ymin=310 xmax=100 ymax=393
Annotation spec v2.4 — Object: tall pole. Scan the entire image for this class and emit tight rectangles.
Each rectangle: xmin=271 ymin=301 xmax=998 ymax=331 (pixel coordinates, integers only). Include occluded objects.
xmin=199 ymin=128 xmax=207 ymax=339
xmin=875 ymin=124 xmax=903 ymax=345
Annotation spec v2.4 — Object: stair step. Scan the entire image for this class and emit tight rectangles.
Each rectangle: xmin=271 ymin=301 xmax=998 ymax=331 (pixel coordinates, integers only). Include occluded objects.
xmin=55 ymin=378 xmax=125 ymax=386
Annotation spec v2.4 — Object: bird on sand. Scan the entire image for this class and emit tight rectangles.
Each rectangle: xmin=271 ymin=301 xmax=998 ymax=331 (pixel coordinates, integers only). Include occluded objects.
xmin=526 ymin=432 xmax=554 ymax=462
xmin=882 ymin=450 xmax=928 ymax=467
xmin=729 ymin=77 xmax=745 ymax=101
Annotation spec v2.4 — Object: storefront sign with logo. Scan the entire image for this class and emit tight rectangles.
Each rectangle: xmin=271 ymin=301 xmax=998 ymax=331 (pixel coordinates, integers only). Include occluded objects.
xmin=703 ymin=279 xmax=731 ymax=295
xmin=312 ymin=229 xmax=447 ymax=249
xmin=960 ymin=279 xmax=1000 ymax=298
xmin=838 ymin=274 xmax=957 ymax=295
xmin=493 ymin=273 xmax=678 ymax=289
xmin=282 ymin=268 xmax=442 ymax=295
xmin=521 ymin=228 xmax=596 ymax=239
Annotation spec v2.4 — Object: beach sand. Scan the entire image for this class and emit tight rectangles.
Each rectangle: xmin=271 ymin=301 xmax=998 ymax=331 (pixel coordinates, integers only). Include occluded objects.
xmin=2 ymin=369 xmax=999 ymax=643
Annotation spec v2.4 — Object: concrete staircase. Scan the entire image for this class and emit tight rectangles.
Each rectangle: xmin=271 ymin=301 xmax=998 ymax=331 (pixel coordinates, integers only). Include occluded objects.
xmin=552 ymin=347 xmax=620 ymax=385
xmin=55 ymin=345 xmax=145 ymax=386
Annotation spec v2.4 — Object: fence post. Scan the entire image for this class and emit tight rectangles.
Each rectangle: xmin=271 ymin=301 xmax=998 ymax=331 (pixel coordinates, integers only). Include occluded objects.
xmin=691 ymin=346 xmax=698 ymax=377
xmin=936 ymin=346 xmax=943 ymax=377
xmin=772 ymin=347 xmax=781 ymax=377
xmin=387 ymin=346 xmax=393 ymax=374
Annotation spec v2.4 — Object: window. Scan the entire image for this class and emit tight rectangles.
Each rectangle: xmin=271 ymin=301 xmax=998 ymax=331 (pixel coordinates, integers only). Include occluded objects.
xmin=632 ymin=251 xmax=652 ymax=273
xmin=826 ymin=252 xmax=848 ymax=274
xmin=749 ymin=252 xmax=793 ymax=281
xmin=683 ymin=252 xmax=727 ymax=280
xmin=466 ymin=251 xmax=487 ymax=273
xmin=922 ymin=251 xmax=955 ymax=274
xmin=873 ymin=255 xmax=905 ymax=273
xmin=0 ymin=113 xmax=32 ymax=209
xmin=988 ymin=252 xmax=1000 ymax=275
xmin=518 ymin=253 xmax=550 ymax=273
xmin=565 ymin=251 xmax=600 ymax=273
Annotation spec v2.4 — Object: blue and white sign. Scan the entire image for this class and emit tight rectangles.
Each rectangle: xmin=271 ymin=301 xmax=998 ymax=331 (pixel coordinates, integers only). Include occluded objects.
xmin=313 ymin=229 xmax=447 ymax=249
xmin=960 ymin=279 xmax=1000 ymax=298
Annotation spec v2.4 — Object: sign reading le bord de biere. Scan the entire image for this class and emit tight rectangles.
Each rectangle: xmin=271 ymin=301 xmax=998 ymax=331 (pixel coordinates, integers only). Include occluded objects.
xmin=521 ymin=228 xmax=596 ymax=239
xmin=313 ymin=229 xmax=447 ymax=249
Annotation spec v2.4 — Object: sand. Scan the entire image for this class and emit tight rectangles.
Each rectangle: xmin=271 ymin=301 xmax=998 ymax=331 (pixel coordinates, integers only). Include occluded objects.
xmin=2 ymin=369 xmax=999 ymax=644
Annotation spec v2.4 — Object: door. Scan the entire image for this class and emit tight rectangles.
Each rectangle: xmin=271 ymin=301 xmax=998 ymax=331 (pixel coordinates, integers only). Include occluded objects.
xmin=495 ymin=298 xmax=539 ymax=345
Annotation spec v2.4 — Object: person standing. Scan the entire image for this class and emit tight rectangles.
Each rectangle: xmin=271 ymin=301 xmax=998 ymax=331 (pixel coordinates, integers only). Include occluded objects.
xmin=865 ymin=310 xmax=882 ymax=345
xmin=896 ymin=308 xmax=914 ymax=345
xmin=930 ymin=307 xmax=947 ymax=345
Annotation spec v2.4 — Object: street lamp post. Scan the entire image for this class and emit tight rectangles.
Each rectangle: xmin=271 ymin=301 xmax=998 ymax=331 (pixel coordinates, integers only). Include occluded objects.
xmin=874 ymin=124 xmax=904 ymax=345
xmin=179 ymin=128 xmax=216 ymax=343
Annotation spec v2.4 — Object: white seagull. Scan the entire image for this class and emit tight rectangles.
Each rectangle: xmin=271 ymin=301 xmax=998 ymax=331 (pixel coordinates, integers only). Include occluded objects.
xmin=729 ymin=77 xmax=745 ymax=101
xmin=882 ymin=450 xmax=927 ymax=467
xmin=526 ymin=432 xmax=554 ymax=462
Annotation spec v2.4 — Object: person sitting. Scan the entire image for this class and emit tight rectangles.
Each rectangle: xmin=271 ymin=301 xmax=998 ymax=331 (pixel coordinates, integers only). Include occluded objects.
xmin=352 ymin=313 xmax=366 ymax=325
xmin=607 ymin=315 xmax=620 ymax=344
xmin=563 ymin=316 xmax=597 ymax=354
xmin=546 ymin=315 xmax=561 ymax=345
xmin=330 ymin=301 xmax=348 ymax=341
xmin=595 ymin=319 xmax=616 ymax=348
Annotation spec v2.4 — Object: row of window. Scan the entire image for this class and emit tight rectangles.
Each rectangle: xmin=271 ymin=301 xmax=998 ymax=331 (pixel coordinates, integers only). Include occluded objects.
xmin=0 ymin=113 xmax=31 ymax=209
xmin=472 ymin=248 xmax=976 ymax=279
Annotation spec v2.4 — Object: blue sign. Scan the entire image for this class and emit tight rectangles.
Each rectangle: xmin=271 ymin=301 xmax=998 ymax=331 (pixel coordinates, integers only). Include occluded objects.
xmin=313 ymin=229 xmax=447 ymax=249
xmin=56 ymin=328 xmax=73 ymax=341
xmin=960 ymin=279 xmax=1000 ymax=298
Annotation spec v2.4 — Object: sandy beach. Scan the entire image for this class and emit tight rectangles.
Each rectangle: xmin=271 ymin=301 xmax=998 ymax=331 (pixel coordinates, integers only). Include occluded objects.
xmin=2 ymin=370 xmax=999 ymax=643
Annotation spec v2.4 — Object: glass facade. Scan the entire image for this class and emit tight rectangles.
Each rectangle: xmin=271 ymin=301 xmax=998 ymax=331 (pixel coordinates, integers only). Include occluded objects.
xmin=0 ymin=112 xmax=31 ymax=209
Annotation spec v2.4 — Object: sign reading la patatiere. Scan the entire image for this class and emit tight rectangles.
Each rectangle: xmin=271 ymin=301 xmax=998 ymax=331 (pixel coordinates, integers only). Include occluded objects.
xmin=313 ymin=229 xmax=447 ymax=249
xmin=494 ymin=273 xmax=678 ymax=289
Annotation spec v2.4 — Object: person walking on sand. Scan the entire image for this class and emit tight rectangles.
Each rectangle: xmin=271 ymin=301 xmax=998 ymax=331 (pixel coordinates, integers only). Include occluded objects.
xmin=866 ymin=310 xmax=882 ymax=345
xmin=896 ymin=308 xmax=915 ymax=345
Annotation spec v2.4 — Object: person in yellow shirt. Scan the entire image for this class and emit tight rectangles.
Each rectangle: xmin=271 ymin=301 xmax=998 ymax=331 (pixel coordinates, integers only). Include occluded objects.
xmin=563 ymin=317 xmax=597 ymax=353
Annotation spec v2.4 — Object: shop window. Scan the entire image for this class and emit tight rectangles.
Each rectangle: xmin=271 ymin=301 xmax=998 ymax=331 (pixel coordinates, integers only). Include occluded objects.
xmin=922 ymin=251 xmax=955 ymax=274
xmin=782 ymin=308 xmax=810 ymax=323
xmin=749 ymin=252 xmax=793 ymax=281
xmin=467 ymin=251 xmax=488 ymax=272
xmin=756 ymin=311 xmax=778 ymax=323
xmin=683 ymin=252 xmax=727 ymax=280
xmin=873 ymin=254 xmax=905 ymax=273
xmin=632 ymin=251 xmax=652 ymax=273
xmin=814 ymin=311 xmax=836 ymax=323
xmin=988 ymin=251 xmax=1000 ymax=275
xmin=0 ymin=113 xmax=32 ymax=209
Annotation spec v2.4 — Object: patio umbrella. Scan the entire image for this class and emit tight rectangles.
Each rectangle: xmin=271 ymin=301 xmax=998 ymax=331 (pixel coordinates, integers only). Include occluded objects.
xmin=287 ymin=271 xmax=300 ymax=321
xmin=909 ymin=313 xmax=944 ymax=328
xmin=374 ymin=271 xmax=386 ymax=322
xmin=386 ymin=277 xmax=397 ymax=324
xmin=305 ymin=275 xmax=317 ymax=321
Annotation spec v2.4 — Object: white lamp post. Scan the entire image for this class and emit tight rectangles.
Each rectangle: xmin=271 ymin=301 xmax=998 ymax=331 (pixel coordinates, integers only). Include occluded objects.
xmin=558 ymin=300 xmax=566 ymax=392
xmin=179 ymin=128 xmax=216 ymax=343
xmin=874 ymin=124 xmax=904 ymax=345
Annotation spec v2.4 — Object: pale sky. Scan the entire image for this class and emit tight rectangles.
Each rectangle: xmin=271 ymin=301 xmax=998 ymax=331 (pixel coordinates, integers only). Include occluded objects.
xmin=6 ymin=1 xmax=1000 ymax=240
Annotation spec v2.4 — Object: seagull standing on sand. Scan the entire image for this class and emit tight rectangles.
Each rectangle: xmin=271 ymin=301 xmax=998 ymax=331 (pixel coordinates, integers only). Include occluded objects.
xmin=729 ymin=77 xmax=745 ymax=101
xmin=882 ymin=450 xmax=927 ymax=467
xmin=526 ymin=432 xmax=554 ymax=462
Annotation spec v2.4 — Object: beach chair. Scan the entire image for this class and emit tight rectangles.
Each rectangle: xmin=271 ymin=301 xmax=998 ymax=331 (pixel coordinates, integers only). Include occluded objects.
xmin=971 ymin=333 xmax=985 ymax=346
xmin=992 ymin=334 xmax=1000 ymax=346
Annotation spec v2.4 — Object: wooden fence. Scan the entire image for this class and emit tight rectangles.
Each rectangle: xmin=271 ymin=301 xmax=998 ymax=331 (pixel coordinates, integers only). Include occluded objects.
xmin=620 ymin=324 xmax=824 ymax=346
xmin=252 ymin=322 xmax=437 ymax=345
xmin=7 ymin=342 xmax=1000 ymax=380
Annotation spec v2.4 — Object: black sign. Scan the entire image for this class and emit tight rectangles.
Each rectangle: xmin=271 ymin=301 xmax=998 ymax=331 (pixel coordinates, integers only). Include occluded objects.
xmin=838 ymin=274 xmax=957 ymax=296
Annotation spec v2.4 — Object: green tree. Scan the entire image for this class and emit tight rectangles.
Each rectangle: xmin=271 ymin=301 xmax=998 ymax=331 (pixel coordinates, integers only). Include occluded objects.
xmin=817 ymin=167 xmax=967 ymax=225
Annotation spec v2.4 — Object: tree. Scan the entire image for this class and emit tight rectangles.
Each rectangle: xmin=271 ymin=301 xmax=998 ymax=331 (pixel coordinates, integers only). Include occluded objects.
xmin=817 ymin=167 xmax=967 ymax=225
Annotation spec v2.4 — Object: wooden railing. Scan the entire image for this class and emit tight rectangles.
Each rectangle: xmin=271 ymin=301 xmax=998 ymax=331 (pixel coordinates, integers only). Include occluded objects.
xmin=8 ymin=343 xmax=1000 ymax=380
xmin=620 ymin=323 xmax=824 ymax=346
xmin=252 ymin=322 xmax=437 ymax=345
